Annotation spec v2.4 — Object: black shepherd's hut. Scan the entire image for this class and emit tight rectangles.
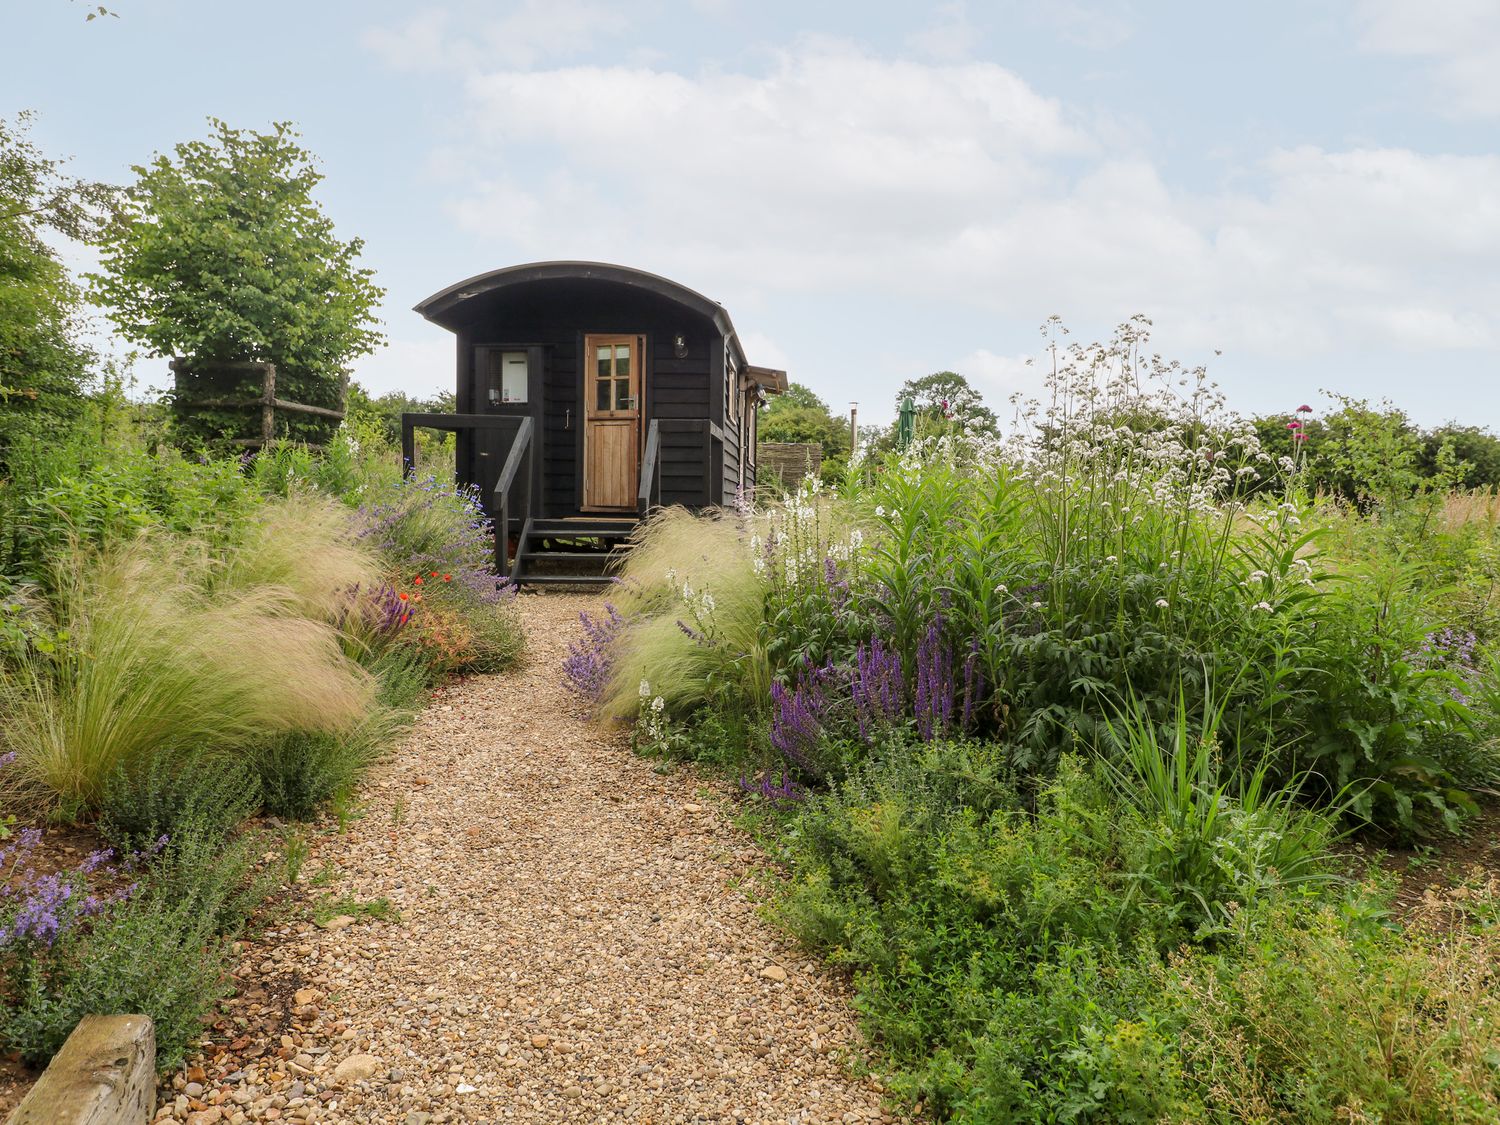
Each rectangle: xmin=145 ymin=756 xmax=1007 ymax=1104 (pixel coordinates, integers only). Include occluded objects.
xmin=402 ymin=261 xmax=787 ymax=585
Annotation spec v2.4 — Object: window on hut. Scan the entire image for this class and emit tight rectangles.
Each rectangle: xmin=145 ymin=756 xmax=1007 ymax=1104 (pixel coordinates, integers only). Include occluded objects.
xmin=481 ymin=349 xmax=529 ymax=405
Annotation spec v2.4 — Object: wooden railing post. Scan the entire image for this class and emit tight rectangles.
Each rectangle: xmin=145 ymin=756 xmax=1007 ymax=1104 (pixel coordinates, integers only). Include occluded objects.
xmin=261 ymin=363 xmax=277 ymax=448
xmin=400 ymin=417 xmax=416 ymax=479
xmin=637 ymin=419 xmax=661 ymax=517
xmin=491 ymin=416 xmax=534 ymax=579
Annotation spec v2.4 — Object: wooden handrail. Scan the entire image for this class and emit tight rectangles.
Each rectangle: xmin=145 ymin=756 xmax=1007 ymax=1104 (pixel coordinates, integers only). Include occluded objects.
xmin=637 ymin=419 xmax=661 ymax=516
xmin=493 ymin=417 xmax=534 ymax=579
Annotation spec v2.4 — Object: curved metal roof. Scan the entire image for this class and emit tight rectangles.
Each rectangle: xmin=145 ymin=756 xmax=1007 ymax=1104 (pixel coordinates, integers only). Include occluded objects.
xmin=413 ymin=260 xmax=739 ymax=346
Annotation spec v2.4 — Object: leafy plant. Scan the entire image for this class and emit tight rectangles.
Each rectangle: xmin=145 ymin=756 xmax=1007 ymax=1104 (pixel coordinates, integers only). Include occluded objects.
xmin=0 ymin=821 xmax=267 ymax=1072
xmin=98 ymin=748 xmax=262 ymax=851
xmin=1101 ymin=693 xmax=1342 ymax=942
xmin=0 ymin=532 xmax=372 ymax=812
xmin=89 ymin=119 xmax=384 ymax=448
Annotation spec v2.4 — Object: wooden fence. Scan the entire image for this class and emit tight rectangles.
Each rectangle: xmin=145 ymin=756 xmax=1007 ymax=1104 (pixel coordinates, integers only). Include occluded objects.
xmin=169 ymin=360 xmax=346 ymax=449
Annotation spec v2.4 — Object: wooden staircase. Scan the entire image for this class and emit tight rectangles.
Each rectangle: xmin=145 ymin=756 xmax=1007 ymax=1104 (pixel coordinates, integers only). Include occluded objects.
xmin=510 ymin=517 xmax=637 ymax=587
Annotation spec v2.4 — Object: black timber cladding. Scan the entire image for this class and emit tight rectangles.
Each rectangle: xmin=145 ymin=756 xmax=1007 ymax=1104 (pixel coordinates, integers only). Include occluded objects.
xmin=411 ymin=261 xmax=771 ymax=519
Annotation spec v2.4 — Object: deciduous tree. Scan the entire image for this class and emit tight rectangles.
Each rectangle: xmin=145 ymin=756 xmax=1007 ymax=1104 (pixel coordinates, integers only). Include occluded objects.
xmin=90 ymin=120 xmax=385 ymax=447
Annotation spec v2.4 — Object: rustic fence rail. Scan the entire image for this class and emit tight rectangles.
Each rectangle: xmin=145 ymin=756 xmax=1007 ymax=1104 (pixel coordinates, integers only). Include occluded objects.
xmin=169 ymin=359 xmax=347 ymax=449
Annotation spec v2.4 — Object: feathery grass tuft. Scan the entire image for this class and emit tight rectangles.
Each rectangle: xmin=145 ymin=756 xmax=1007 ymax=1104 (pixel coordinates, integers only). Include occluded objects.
xmin=0 ymin=533 xmax=373 ymax=812
xmin=602 ymin=506 xmax=770 ymax=720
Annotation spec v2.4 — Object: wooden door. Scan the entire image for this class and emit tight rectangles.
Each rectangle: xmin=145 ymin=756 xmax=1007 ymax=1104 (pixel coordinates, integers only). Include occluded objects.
xmin=583 ymin=334 xmax=643 ymax=510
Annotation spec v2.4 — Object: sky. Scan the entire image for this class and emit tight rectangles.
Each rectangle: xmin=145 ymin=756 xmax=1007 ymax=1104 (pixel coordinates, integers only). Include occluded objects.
xmin=5 ymin=0 xmax=1500 ymax=428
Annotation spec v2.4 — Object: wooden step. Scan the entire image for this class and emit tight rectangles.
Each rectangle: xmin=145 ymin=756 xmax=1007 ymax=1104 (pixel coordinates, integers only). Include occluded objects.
xmin=529 ymin=519 xmax=637 ymax=538
xmin=516 ymin=573 xmax=618 ymax=587
xmin=519 ymin=549 xmax=624 ymax=562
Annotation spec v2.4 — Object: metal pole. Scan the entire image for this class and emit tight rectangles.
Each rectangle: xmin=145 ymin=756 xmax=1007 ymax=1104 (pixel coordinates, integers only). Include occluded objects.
xmin=849 ymin=403 xmax=858 ymax=456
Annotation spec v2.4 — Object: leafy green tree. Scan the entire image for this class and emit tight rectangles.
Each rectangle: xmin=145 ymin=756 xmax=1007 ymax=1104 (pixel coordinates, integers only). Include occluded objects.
xmin=860 ymin=370 xmax=998 ymax=459
xmin=0 ymin=112 xmax=112 ymax=470
xmin=759 ymin=382 xmax=851 ymax=462
xmin=897 ymin=371 xmax=999 ymax=437
xmin=1421 ymin=425 xmax=1500 ymax=491
xmin=90 ymin=120 xmax=385 ymax=447
xmin=345 ymin=382 xmax=457 ymax=446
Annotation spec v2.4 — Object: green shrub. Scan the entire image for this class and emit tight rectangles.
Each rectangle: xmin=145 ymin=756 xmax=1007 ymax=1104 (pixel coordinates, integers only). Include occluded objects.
xmin=98 ymin=749 xmax=262 ymax=852
xmin=777 ymin=742 xmax=1357 ymax=1121
xmin=250 ymin=702 xmax=407 ymax=820
xmin=10 ymin=446 xmax=254 ymax=583
xmin=1171 ymin=882 xmax=1500 ymax=1123
xmin=0 ymin=822 xmax=267 ymax=1072
xmin=1102 ymin=696 xmax=1341 ymax=943
xmin=367 ymin=643 xmax=433 ymax=712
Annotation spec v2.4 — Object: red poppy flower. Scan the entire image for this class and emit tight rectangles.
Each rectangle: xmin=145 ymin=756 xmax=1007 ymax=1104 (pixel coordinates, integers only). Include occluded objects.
xmin=414 ymin=576 xmax=424 ymax=585
xmin=443 ymin=574 xmax=452 ymax=582
xmin=430 ymin=571 xmax=439 ymax=578
xmin=399 ymin=593 xmax=409 ymax=601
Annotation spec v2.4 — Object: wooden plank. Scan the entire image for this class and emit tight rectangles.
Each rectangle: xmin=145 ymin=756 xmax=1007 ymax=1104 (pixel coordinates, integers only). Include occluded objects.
xmin=584 ymin=420 xmax=637 ymax=508
xmin=648 ymin=387 xmax=708 ymax=405
xmin=9 ymin=1015 xmax=155 ymax=1125
xmin=652 ymin=357 xmax=709 ymax=375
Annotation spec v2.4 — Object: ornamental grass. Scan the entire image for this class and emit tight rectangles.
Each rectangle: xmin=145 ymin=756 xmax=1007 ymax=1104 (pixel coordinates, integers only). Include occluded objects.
xmin=0 ymin=530 xmax=372 ymax=812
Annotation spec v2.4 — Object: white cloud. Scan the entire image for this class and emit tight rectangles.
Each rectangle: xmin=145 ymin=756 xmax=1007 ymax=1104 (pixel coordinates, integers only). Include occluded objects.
xmin=908 ymin=2 xmax=978 ymax=61
xmin=1033 ymin=1 xmax=1136 ymax=51
xmin=362 ymin=0 xmax=633 ymax=73
xmin=1358 ymin=0 xmax=1500 ymax=117
xmin=379 ymin=37 xmax=1497 ymax=386
xmin=360 ymin=9 xmax=452 ymax=73
xmin=955 ymin=348 xmax=1040 ymax=401
xmin=737 ymin=330 xmax=790 ymax=371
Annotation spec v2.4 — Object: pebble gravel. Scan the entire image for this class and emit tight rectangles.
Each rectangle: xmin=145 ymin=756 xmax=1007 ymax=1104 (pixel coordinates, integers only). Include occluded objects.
xmin=154 ymin=591 xmax=904 ymax=1125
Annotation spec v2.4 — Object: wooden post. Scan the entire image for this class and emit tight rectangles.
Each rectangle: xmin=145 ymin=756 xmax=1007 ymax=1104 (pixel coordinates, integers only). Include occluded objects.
xmin=849 ymin=403 xmax=858 ymax=457
xmin=8 ymin=1015 xmax=155 ymax=1124
xmin=261 ymin=363 xmax=277 ymax=448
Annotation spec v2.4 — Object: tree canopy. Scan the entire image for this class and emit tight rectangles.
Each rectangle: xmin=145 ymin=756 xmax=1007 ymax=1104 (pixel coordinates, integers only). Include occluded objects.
xmin=895 ymin=371 xmax=999 ymax=437
xmin=0 ymin=112 xmax=111 ymax=466
xmin=90 ymin=119 xmax=385 ymax=445
xmin=759 ymin=382 xmax=851 ymax=463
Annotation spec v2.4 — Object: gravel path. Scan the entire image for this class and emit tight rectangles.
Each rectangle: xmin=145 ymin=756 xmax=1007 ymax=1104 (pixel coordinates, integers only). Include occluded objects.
xmin=156 ymin=591 xmax=899 ymax=1125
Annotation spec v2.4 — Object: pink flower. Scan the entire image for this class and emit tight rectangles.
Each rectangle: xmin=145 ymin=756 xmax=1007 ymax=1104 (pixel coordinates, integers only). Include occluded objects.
xmin=1296 ymin=404 xmax=1313 ymax=412
xmin=1287 ymin=421 xmax=1302 ymax=430
xmin=1294 ymin=432 xmax=1308 ymax=442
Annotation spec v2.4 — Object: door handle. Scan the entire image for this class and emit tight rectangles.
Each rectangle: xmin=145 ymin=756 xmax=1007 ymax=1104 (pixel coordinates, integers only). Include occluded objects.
xmin=565 ymin=409 xmax=571 ymax=429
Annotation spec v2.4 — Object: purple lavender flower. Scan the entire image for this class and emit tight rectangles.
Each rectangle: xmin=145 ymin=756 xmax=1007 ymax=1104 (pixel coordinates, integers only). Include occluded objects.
xmin=852 ymin=638 xmax=904 ymax=742
xmin=914 ymin=618 xmax=954 ymax=742
xmin=563 ymin=603 xmax=626 ymax=704
xmin=770 ymin=661 xmax=839 ymax=775
xmin=0 ymin=831 xmax=135 ymax=952
xmin=960 ymin=638 xmax=984 ymax=731
xmin=738 ymin=767 xmax=805 ymax=804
